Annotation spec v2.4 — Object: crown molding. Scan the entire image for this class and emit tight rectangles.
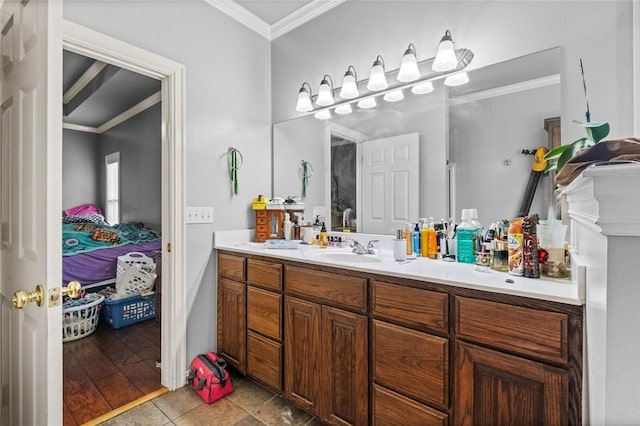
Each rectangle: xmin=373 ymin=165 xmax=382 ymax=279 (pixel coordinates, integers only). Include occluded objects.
xmin=451 ymin=74 xmax=560 ymax=105
xmin=204 ymin=0 xmax=346 ymax=41
xmin=203 ymin=0 xmax=271 ymax=40
xmin=271 ymin=0 xmax=347 ymax=40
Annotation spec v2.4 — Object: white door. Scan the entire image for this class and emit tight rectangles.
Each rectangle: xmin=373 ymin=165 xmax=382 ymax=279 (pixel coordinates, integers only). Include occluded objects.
xmin=360 ymin=133 xmax=419 ymax=234
xmin=0 ymin=1 xmax=63 ymax=425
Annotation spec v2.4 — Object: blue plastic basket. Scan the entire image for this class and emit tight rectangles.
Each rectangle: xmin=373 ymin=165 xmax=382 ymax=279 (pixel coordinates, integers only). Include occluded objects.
xmin=102 ymin=292 xmax=156 ymax=329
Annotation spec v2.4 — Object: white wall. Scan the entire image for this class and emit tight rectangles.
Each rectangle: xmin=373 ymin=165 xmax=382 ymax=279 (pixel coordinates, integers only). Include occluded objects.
xmin=63 ymin=1 xmax=272 ymax=360
xmin=272 ymin=1 xmax=635 ymax=144
xmin=450 ymin=84 xmax=561 ymax=224
xmin=97 ymin=104 xmax=162 ymax=231
xmin=62 ymin=129 xmax=99 ymax=210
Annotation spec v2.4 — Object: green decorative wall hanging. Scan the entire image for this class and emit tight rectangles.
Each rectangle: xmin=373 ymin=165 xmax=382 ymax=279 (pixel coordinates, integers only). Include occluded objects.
xmin=298 ymin=160 xmax=313 ymax=199
xmin=227 ymin=147 xmax=243 ymax=195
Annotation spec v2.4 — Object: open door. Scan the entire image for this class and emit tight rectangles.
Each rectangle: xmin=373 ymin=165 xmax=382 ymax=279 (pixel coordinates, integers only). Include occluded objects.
xmin=0 ymin=1 xmax=63 ymax=425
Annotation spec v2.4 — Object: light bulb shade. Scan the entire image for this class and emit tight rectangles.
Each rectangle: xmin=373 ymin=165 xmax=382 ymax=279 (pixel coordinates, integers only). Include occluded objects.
xmin=397 ymin=43 xmax=420 ymax=82
xmin=295 ymin=83 xmax=313 ymax=112
xmin=411 ymin=81 xmax=434 ymax=95
xmin=444 ymin=71 xmax=469 ymax=87
xmin=367 ymin=55 xmax=389 ymax=91
xmin=383 ymin=90 xmax=404 ymax=103
xmin=316 ymin=74 xmax=334 ymax=106
xmin=357 ymin=98 xmax=377 ymax=109
xmin=339 ymin=65 xmax=359 ymax=99
xmin=432 ymin=30 xmax=458 ymax=72
xmin=314 ymin=109 xmax=332 ymax=120
xmin=335 ymin=104 xmax=353 ymax=115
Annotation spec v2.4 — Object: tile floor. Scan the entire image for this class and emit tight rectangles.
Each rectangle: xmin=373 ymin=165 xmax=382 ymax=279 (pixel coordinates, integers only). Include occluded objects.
xmin=98 ymin=373 xmax=325 ymax=426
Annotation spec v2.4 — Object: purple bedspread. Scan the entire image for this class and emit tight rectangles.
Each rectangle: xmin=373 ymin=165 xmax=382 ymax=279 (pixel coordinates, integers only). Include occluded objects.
xmin=62 ymin=240 xmax=161 ymax=285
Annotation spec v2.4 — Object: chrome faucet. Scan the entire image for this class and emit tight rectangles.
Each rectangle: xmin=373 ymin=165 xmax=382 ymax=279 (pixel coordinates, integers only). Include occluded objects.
xmin=350 ymin=239 xmax=378 ymax=255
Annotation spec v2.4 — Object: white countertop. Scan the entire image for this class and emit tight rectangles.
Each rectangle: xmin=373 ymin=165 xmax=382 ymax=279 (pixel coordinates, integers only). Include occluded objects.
xmin=214 ymin=230 xmax=585 ymax=306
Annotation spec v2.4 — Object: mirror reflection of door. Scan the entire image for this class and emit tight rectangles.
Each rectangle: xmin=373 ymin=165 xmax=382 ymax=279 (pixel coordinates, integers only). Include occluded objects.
xmin=358 ymin=132 xmax=419 ymax=234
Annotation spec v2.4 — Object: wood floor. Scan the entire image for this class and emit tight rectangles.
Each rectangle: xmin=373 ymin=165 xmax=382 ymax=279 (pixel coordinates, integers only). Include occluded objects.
xmin=63 ymin=318 xmax=161 ymax=426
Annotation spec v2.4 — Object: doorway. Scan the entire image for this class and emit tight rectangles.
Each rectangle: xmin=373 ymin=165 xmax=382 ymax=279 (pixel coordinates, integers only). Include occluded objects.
xmin=62 ymin=19 xmax=187 ymax=423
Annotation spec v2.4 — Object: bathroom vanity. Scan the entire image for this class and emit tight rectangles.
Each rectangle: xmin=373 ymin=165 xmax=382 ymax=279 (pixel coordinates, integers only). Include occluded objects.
xmin=215 ymin=235 xmax=584 ymax=425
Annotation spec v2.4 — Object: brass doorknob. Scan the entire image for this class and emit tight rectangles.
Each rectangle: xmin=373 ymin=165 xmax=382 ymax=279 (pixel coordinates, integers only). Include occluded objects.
xmin=62 ymin=281 xmax=82 ymax=299
xmin=12 ymin=285 xmax=44 ymax=309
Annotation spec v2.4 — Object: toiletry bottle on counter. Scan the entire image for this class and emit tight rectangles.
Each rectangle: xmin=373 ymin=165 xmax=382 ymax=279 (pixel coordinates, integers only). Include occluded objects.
xmin=508 ymin=217 xmax=524 ymax=276
xmin=393 ymin=229 xmax=407 ymax=261
xmin=403 ymin=223 xmax=413 ymax=256
xmin=319 ymin=222 xmax=328 ymax=248
xmin=522 ymin=214 xmax=540 ymax=278
xmin=427 ymin=220 xmax=438 ymax=259
xmin=456 ymin=209 xmax=476 ymax=264
xmin=283 ymin=215 xmax=292 ymax=240
xmin=292 ymin=217 xmax=301 ymax=240
xmin=413 ymin=223 xmax=421 ymax=257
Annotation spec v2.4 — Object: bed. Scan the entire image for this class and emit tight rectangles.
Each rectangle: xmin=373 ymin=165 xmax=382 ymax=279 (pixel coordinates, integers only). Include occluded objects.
xmin=62 ymin=209 xmax=161 ymax=289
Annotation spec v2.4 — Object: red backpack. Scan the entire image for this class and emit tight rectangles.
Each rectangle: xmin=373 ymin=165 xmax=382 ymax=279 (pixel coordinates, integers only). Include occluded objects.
xmin=187 ymin=352 xmax=234 ymax=403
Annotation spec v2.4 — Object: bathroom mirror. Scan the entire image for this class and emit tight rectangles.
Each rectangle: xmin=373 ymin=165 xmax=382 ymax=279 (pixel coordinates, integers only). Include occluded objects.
xmin=273 ymin=48 xmax=561 ymax=234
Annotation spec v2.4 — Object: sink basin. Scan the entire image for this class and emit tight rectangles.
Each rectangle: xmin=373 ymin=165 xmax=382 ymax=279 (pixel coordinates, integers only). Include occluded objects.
xmin=306 ymin=250 xmax=383 ymax=264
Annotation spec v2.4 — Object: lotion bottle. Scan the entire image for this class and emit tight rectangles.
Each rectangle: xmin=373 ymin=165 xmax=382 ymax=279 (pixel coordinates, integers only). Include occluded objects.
xmin=403 ymin=223 xmax=413 ymax=255
xmin=412 ymin=223 xmax=421 ymax=257
xmin=319 ymin=222 xmax=328 ymax=248
xmin=393 ymin=229 xmax=407 ymax=261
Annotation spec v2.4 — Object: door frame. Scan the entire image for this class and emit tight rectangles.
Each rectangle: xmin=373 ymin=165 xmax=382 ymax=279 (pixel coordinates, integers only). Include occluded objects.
xmin=62 ymin=20 xmax=187 ymax=390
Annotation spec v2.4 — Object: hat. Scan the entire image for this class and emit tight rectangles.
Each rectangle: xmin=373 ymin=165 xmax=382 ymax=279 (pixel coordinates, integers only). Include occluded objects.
xmin=555 ymin=138 xmax=640 ymax=186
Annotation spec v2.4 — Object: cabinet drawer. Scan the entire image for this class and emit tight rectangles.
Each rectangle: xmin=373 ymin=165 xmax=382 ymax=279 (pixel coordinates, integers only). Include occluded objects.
xmin=373 ymin=320 xmax=448 ymax=409
xmin=373 ymin=384 xmax=448 ymax=426
xmin=285 ymin=266 xmax=367 ymax=312
xmin=218 ymin=253 xmax=245 ymax=281
xmin=247 ymin=286 xmax=281 ymax=340
xmin=256 ymin=216 xmax=269 ymax=225
xmin=256 ymin=210 xmax=268 ymax=218
xmin=372 ymin=280 xmax=448 ymax=333
xmin=455 ymin=296 xmax=568 ymax=364
xmin=247 ymin=331 xmax=282 ymax=391
xmin=247 ymin=259 xmax=282 ymax=291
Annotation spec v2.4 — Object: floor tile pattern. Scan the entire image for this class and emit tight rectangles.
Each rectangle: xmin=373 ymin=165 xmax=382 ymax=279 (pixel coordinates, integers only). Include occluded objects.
xmin=99 ymin=374 xmax=324 ymax=426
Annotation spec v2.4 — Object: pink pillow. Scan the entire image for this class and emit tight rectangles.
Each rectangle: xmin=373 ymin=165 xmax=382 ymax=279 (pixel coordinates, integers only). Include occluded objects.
xmin=63 ymin=203 xmax=103 ymax=217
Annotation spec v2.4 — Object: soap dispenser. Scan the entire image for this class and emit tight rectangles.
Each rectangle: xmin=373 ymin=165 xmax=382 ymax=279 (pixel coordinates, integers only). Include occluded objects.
xmin=319 ymin=222 xmax=328 ymax=248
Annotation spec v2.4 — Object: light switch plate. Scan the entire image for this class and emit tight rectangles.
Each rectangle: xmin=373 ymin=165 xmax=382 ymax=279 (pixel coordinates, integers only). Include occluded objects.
xmin=186 ymin=207 xmax=214 ymax=224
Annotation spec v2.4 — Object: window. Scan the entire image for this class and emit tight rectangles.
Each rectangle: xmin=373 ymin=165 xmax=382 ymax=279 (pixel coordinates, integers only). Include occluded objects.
xmin=105 ymin=152 xmax=120 ymax=225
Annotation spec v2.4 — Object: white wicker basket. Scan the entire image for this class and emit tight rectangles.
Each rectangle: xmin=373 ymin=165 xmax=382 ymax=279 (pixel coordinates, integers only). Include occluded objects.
xmin=62 ymin=293 xmax=104 ymax=342
xmin=116 ymin=252 xmax=157 ymax=297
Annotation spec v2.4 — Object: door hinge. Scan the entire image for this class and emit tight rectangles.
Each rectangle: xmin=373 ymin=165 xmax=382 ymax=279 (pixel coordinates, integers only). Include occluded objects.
xmin=167 ymin=243 xmax=171 ymax=253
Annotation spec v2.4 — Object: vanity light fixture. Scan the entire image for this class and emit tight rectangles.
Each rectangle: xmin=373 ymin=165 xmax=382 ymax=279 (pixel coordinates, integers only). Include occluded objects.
xmin=295 ymin=82 xmax=313 ymax=112
xmin=397 ymin=43 xmax=420 ymax=82
xmin=335 ymin=103 xmax=353 ymax=115
xmin=294 ymin=30 xmax=474 ymax=119
xmin=316 ymin=74 xmax=334 ymax=106
xmin=383 ymin=90 xmax=404 ymax=103
xmin=367 ymin=55 xmax=389 ymax=91
xmin=444 ymin=71 xmax=469 ymax=87
xmin=314 ymin=109 xmax=332 ymax=120
xmin=357 ymin=97 xmax=377 ymax=109
xmin=432 ymin=30 xmax=458 ymax=72
xmin=411 ymin=81 xmax=434 ymax=95
xmin=339 ymin=65 xmax=360 ymax=99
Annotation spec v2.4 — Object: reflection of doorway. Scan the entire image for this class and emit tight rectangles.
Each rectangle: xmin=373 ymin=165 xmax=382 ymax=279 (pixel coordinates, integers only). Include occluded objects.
xmin=330 ymin=135 xmax=357 ymax=232
xmin=360 ymin=133 xmax=419 ymax=234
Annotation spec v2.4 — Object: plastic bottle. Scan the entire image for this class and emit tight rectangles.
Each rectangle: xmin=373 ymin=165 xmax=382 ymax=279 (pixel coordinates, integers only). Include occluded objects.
xmin=283 ymin=215 xmax=292 ymax=240
xmin=420 ymin=223 xmax=429 ymax=258
xmin=456 ymin=209 xmax=476 ymax=264
xmin=292 ymin=217 xmax=301 ymax=240
xmin=427 ymin=224 xmax=438 ymax=259
xmin=319 ymin=222 xmax=328 ymax=248
xmin=412 ymin=223 xmax=421 ymax=257
xmin=393 ymin=229 xmax=407 ymax=262
xmin=403 ymin=223 xmax=413 ymax=256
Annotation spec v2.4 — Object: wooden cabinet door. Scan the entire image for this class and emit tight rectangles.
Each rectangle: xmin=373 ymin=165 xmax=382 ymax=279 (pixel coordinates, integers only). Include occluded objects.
xmin=217 ymin=278 xmax=246 ymax=374
xmin=321 ymin=306 xmax=368 ymax=426
xmin=454 ymin=341 xmax=568 ymax=426
xmin=285 ymin=297 xmax=321 ymax=414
